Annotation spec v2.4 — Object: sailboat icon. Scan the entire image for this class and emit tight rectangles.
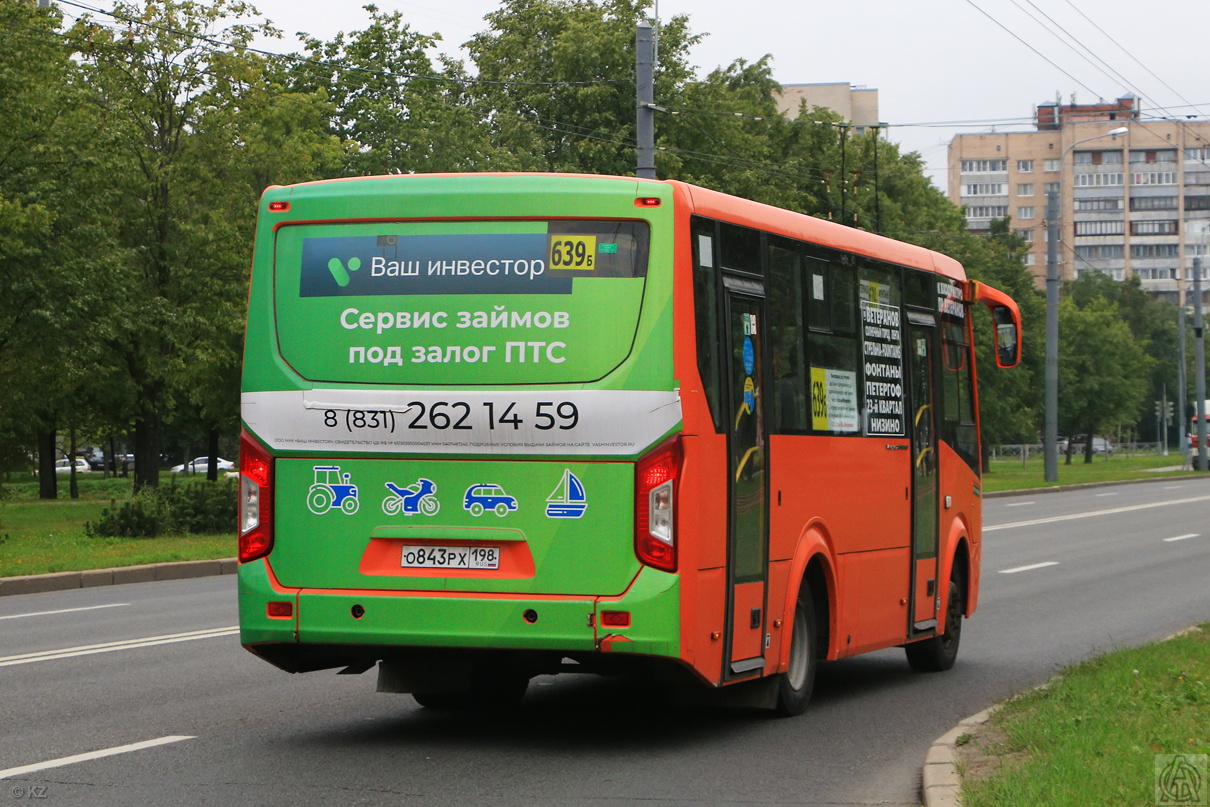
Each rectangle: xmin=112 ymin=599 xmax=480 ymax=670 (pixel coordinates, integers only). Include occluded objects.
xmin=545 ymin=470 xmax=587 ymax=518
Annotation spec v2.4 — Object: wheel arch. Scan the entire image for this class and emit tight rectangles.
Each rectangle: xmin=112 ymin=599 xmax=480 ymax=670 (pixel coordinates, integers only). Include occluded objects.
xmin=940 ymin=515 xmax=974 ymax=621
xmin=777 ymin=521 xmax=838 ymax=671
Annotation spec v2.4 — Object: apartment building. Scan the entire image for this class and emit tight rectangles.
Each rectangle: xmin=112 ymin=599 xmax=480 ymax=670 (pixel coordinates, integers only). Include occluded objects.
xmin=775 ymin=83 xmax=880 ymax=134
xmin=948 ymin=96 xmax=1210 ymax=303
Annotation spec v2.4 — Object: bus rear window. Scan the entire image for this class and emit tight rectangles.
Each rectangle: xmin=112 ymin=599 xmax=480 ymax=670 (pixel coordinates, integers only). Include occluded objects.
xmin=273 ymin=220 xmax=649 ymax=385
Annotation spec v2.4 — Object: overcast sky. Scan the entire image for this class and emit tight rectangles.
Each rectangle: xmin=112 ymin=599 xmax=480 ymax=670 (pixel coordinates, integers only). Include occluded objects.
xmin=172 ymin=1 xmax=1210 ymax=186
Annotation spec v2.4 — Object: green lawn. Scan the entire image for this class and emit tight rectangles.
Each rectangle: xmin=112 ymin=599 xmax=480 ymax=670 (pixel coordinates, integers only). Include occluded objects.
xmin=982 ymin=452 xmax=1200 ymax=492
xmin=0 ymin=474 xmax=234 ymax=577
xmin=960 ymin=625 xmax=1209 ymax=807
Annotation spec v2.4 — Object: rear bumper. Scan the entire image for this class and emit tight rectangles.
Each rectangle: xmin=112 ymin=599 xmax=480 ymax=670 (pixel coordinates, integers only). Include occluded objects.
xmin=238 ymin=558 xmax=681 ymax=671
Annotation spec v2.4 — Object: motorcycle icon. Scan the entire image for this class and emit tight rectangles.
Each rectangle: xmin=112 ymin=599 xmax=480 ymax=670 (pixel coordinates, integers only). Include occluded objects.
xmin=382 ymin=478 xmax=440 ymax=516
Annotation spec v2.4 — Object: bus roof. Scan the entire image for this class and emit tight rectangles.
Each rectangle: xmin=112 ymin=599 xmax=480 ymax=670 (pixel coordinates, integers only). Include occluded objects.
xmin=670 ymin=180 xmax=966 ymax=281
xmin=261 ymin=172 xmax=966 ymax=282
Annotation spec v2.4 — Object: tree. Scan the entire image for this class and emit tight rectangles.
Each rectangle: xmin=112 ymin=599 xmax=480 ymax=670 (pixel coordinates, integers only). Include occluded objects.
xmin=67 ymin=0 xmax=277 ymax=489
xmin=1068 ymin=272 xmax=1180 ymax=443
xmin=0 ymin=1 xmax=123 ymax=496
xmin=1058 ymin=297 xmax=1152 ymax=463
xmin=467 ymin=0 xmax=697 ymax=176
xmin=290 ymin=4 xmax=507 ymax=176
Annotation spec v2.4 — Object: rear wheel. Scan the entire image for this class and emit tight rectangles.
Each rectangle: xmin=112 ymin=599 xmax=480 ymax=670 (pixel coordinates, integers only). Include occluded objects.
xmin=307 ymin=485 xmax=333 ymax=514
xmin=413 ymin=672 xmax=530 ymax=711
xmin=774 ymin=588 xmax=817 ymax=717
xmin=905 ymin=563 xmax=965 ymax=672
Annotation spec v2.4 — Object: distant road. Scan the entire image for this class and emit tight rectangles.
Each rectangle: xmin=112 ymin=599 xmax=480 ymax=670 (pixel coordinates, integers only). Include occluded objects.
xmin=2 ymin=477 xmax=1208 ymax=806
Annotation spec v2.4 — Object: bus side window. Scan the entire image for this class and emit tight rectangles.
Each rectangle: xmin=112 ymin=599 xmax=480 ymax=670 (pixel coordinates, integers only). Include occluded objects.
xmin=768 ymin=238 xmax=807 ymax=433
xmin=719 ymin=222 xmax=763 ymax=276
xmin=856 ymin=263 xmax=905 ymax=439
xmin=692 ymin=217 xmax=724 ymax=433
xmin=941 ymin=326 xmax=979 ymax=471
xmin=805 ymin=252 xmax=860 ymax=435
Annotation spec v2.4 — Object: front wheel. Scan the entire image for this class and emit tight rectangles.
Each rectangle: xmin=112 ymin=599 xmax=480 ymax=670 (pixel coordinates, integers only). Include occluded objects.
xmin=774 ymin=588 xmax=818 ymax=717
xmin=905 ymin=564 xmax=965 ymax=672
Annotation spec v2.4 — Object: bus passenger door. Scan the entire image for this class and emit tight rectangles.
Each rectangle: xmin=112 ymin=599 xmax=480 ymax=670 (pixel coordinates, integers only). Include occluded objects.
xmin=722 ymin=280 xmax=769 ymax=678
xmin=907 ymin=315 xmax=940 ymax=634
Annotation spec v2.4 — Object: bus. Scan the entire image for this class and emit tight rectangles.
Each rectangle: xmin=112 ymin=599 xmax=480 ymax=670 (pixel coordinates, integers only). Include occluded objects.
xmin=238 ymin=173 xmax=1021 ymax=715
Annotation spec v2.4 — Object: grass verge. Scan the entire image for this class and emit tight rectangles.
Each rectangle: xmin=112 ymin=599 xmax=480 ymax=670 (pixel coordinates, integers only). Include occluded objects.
xmin=0 ymin=476 xmax=233 ymax=577
xmin=982 ymin=453 xmax=1200 ymax=493
xmin=959 ymin=625 xmax=1210 ymax=807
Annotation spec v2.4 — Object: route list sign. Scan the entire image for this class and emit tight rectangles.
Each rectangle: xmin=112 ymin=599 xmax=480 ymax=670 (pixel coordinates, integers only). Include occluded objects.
xmin=860 ymin=299 xmax=905 ymax=436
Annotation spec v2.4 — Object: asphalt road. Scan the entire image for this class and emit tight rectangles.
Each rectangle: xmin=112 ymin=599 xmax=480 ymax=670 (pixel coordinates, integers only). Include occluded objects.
xmin=2 ymin=477 xmax=1208 ymax=806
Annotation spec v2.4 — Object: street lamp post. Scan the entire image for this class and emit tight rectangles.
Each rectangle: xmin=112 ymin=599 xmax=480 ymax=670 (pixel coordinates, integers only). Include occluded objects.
xmin=1044 ymin=126 xmax=1130 ymax=483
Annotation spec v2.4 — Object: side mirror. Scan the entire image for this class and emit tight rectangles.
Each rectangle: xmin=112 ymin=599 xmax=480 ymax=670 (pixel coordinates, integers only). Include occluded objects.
xmin=992 ymin=305 xmax=1020 ymax=368
xmin=971 ymin=281 xmax=1022 ymax=369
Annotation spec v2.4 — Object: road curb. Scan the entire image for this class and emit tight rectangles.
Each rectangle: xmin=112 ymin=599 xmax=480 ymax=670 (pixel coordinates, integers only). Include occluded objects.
xmin=0 ymin=558 xmax=238 ymax=597
xmin=922 ymin=626 xmax=1205 ymax=806
xmin=922 ymin=705 xmax=999 ymax=807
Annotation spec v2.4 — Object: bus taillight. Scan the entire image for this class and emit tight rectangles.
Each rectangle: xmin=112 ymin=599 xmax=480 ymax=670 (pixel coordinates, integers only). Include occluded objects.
xmin=239 ymin=430 xmax=274 ymax=563
xmin=635 ymin=438 xmax=682 ymax=573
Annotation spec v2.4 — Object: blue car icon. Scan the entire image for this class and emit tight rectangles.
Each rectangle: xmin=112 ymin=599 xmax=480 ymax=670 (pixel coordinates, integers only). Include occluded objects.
xmin=463 ymin=483 xmax=518 ymax=517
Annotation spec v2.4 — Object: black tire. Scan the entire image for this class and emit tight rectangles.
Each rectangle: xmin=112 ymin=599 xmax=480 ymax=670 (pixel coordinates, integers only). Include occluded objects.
xmin=905 ymin=564 xmax=965 ymax=672
xmin=774 ymin=588 xmax=818 ymax=717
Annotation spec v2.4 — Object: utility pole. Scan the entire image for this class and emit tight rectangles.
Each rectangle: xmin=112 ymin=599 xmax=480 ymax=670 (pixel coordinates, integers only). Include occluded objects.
xmin=1044 ymin=188 xmax=1060 ymax=484
xmin=1179 ymin=304 xmax=1188 ymax=460
xmin=635 ymin=21 xmax=656 ymax=180
xmin=1195 ymin=258 xmax=1208 ymax=471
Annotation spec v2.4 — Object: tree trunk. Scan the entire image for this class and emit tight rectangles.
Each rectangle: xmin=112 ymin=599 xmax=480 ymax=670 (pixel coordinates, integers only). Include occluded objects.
xmin=68 ymin=425 xmax=79 ymax=500
xmin=37 ymin=428 xmax=57 ymax=500
xmin=206 ymin=428 xmax=220 ymax=482
xmin=132 ymin=389 xmax=164 ymax=491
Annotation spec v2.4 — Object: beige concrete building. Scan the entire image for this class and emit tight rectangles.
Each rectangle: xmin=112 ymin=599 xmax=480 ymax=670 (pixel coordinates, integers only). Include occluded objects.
xmin=775 ymin=83 xmax=880 ymax=133
xmin=948 ymin=96 xmax=1210 ymax=302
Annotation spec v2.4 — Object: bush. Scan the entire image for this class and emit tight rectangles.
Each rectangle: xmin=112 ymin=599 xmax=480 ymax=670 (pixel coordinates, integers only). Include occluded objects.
xmin=86 ymin=479 xmax=236 ymax=537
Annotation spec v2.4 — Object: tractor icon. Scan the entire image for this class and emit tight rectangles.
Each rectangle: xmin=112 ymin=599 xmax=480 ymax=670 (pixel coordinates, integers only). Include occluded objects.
xmin=307 ymin=466 xmax=359 ymax=515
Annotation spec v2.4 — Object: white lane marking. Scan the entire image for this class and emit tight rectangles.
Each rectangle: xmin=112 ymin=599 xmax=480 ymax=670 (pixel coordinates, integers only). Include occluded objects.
xmin=0 ymin=626 xmax=238 ymax=668
xmin=1004 ymin=501 xmax=1036 ymax=507
xmin=0 ymin=603 xmax=129 ymax=621
xmin=0 ymin=736 xmax=195 ymax=780
xmin=985 ymin=494 xmax=1210 ymax=532
xmin=1095 ymin=492 xmax=1118 ymax=497
xmin=999 ymin=561 xmax=1060 ymax=574
xmin=1164 ymin=485 xmax=1185 ymax=490
xmin=1163 ymin=534 xmax=1200 ymax=543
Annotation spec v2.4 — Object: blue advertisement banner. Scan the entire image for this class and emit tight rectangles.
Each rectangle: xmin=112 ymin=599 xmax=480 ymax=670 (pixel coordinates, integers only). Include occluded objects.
xmin=299 ymin=234 xmax=573 ymax=297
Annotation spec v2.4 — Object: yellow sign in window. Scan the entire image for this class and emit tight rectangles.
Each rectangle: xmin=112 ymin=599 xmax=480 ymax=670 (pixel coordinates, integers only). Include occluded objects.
xmin=549 ymin=236 xmax=597 ymax=270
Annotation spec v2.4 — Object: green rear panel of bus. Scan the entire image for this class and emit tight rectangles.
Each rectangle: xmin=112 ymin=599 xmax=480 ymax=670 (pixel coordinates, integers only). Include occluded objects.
xmin=239 ymin=174 xmax=682 ymax=666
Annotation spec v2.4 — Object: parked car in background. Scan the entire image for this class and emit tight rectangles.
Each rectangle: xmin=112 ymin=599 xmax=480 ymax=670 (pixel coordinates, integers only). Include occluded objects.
xmin=170 ymin=457 xmax=235 ymax=474
xmin=1058 ymin=435 xmax=1114 ymax=455
xmin=84 ymin=448 xmax=107 ymax=471
xmin=54 ymin=458 xmax=92 ymax=475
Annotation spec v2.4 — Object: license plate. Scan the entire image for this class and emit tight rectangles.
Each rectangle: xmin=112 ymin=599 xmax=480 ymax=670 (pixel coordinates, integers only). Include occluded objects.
xmin=400 ymin=545 xmax=500 ymax=570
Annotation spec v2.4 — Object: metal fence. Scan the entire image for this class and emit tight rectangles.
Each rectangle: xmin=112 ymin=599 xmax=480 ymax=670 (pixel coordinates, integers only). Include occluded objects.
xmin=989 ymin=442 xmax=1172 ymax=462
